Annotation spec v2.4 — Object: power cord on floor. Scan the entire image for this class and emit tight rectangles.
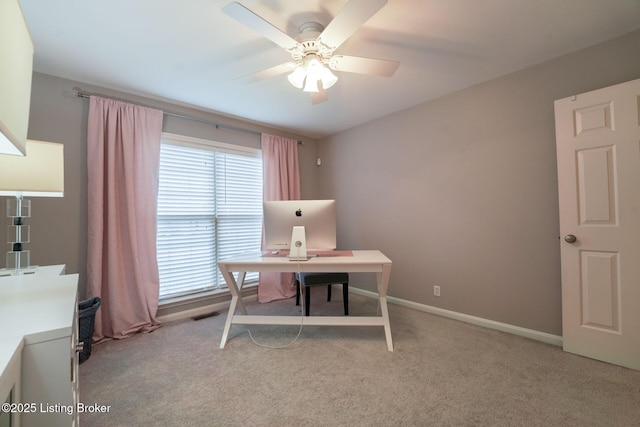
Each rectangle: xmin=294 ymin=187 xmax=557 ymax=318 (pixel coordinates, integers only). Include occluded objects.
xmin=234 ymin=242 xmax=306 ymax=349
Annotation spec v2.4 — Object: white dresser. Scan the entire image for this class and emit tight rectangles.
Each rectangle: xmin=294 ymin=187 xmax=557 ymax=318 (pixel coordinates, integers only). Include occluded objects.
xmin=0 ymin=266 xmax=79 ymax=427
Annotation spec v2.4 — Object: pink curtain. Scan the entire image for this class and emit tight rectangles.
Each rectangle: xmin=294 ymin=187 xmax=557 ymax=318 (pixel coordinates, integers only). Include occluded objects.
xmin=259 ymin=133 xmax=301 ymax=303
xmin=86 ymin=96 xmax=164 ymax=342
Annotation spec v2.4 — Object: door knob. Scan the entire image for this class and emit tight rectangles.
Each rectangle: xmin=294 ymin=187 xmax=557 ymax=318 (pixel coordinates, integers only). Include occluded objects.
xmin=564 ymin=234 xmax=577 ymax=243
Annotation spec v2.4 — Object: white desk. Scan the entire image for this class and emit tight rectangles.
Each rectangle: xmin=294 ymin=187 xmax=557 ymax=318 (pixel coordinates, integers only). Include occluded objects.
xmin=0 ymin=265 xmax=79 ymax=427
xmin=218 ymin=250 xmax=394 ymax=351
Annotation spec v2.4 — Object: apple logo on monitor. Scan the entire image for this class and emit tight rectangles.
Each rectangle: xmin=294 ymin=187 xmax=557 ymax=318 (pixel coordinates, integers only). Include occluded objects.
xmin=296 ymin=209 xmax=302 ymax=217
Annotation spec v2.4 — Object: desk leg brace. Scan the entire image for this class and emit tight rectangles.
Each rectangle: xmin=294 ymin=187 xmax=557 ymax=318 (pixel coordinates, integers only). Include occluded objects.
xmin=220 ymin=270 xmax=246 ymax=348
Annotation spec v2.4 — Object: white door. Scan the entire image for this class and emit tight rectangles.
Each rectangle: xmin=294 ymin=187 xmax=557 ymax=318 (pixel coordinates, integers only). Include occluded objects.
xmin=555 ymin=78 xmax=640 ymax=371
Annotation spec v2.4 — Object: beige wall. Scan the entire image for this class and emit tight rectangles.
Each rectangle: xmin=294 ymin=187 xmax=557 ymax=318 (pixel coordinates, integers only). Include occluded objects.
xmin=0 ymin=73 xmax=318 ymax=298
xmin=317 ymin=30 xmax=640 ymax=336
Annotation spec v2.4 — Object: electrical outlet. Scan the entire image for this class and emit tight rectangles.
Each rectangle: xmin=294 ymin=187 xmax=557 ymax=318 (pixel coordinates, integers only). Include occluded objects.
xmin=434 ymin=285 xmax=440 ymax=297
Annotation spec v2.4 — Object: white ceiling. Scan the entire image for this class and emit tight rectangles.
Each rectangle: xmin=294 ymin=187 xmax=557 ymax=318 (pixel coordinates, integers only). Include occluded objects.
xmin=19 ymin=0 xmax=640 ymax=139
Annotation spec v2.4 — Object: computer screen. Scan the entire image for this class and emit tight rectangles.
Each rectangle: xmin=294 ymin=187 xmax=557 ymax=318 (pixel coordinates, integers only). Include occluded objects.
xmin=263 ymin=199 xmax=336 ymax=251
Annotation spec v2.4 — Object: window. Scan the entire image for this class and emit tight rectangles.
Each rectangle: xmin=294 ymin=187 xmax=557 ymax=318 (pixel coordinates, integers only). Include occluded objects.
xmin=156 ymin=133 xmax=263 ymax=300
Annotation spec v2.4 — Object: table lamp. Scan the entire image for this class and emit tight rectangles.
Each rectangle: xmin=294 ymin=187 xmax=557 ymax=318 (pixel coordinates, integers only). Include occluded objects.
xmin=0 ymin=140 xmax=64 ymax=275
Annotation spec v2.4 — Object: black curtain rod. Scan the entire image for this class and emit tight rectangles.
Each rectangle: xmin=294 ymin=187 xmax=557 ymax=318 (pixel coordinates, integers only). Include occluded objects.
xmin=72 ymin=88 xmax=303 ymax=143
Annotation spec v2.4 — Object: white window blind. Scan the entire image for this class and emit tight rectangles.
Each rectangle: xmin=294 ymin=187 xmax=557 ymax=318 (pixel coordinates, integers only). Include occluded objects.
xmin=156 ymin=133 xmax=263 ymax=300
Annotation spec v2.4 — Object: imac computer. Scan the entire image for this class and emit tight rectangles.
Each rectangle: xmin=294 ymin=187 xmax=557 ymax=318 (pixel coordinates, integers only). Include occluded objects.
xmin=263 ymin=199 xmax=336 ymax=260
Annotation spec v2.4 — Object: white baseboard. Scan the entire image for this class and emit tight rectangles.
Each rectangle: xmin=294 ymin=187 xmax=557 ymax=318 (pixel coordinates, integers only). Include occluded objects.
xmin=157 ymin=294 xmax=258 ymax=323
xmin=158 ymin=287 xmax=563 ymax=347
xmin=349 ymin=288 xmax=563 ymax=347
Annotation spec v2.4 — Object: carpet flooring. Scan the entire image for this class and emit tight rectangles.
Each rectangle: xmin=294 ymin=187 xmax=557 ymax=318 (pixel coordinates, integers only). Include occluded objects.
xmin=79 ymin=291 xmax=640 ymax=426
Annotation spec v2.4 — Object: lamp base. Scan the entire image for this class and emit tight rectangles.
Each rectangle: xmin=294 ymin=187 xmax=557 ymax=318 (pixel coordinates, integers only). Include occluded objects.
xmin=6 ymin=249 xmax=29 ymax=270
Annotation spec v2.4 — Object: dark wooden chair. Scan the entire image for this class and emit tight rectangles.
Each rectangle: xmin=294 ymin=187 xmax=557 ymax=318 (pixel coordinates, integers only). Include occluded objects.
xmin=295 ymin=272 xmax=349 ymax=316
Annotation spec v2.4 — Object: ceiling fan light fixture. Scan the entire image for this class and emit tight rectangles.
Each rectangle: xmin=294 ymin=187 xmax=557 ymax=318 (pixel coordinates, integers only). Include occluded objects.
xmin=299 ymin=55 xmax=336 ymax=93
xmin=287 ymin=66 xmax=306 ymax=89
xmin=224 ymin=1 xmax=398 ymax=104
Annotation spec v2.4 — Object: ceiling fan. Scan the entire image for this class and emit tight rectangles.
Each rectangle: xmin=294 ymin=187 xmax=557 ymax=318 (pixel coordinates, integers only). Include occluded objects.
xmin=222 ymin=0 xmax=400 ymax=104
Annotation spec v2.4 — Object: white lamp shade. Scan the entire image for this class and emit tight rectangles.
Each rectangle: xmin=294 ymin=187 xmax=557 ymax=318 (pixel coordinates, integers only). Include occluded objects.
xmin=0 ymin=140 xmax=64 ymax=197
xmin=0 ymin=0 xmax=34 ymax=156
xmin=287 ymin=67 xmax=306 ymax=89
xmin=305 ymin=58 xmax=323 ymax=81
xmin=303 ymin=76 xmax=319 ymax=93
xmin=320 ymin=67 xmax=338 ymax=90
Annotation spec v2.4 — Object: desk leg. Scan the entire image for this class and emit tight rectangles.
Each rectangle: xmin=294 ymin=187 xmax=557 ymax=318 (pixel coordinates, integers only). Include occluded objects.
xmin=377 ymin=264 xmax=394 ymax=351
xmin=379 ymin=296 xmax=393 ymax=352
xmin=219 ymin=269 xmax=247 ymax=348
xmin=235 ymin=271 xmax=248 ymax=314
xmin=220 ymin=297 xmax=238 ymax=349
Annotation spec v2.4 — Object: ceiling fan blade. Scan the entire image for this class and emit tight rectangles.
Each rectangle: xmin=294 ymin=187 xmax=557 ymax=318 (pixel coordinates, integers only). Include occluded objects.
xmin=222 ymin=2 xmax=300 ymax=51
xmin=329 ymin=55 xmax=399 ymax=76
xmin=311 ymin=89 xmax=328 ymax=105
xmin=236 ymin=62 xmax=297 ymax=84
xmin=318 ymin=0 xmax=387 ymax=50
